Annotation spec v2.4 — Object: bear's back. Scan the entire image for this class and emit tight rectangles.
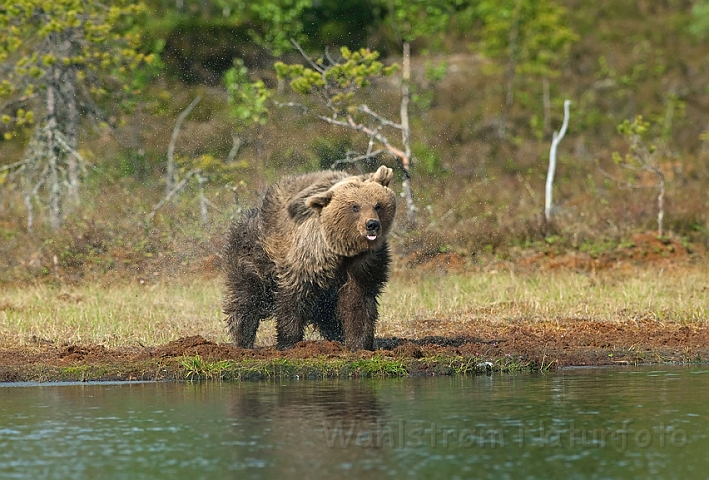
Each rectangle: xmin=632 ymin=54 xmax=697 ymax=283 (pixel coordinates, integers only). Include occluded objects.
xmin=256 ymin=170 xmax=350 ymax=259
xmin=261 ymin=170 xmax=350 ymax=225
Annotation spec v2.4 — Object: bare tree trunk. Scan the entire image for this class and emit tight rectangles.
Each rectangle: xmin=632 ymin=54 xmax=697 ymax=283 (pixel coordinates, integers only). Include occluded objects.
xmin=46 ymin=85 xmax=62 ymax=231
xmin=544 ymin=100 xmax=571 ymax=227
xmin=657 ymin=174 xmax=665 ymax=237
xmin=197 ymin=170 xmax=208 ymax=225
xmin=63 ymin=66 xmax=80 ymax=204
xmin=24 ymin=191 xmax=35 ymax=233
xmin=54 ymin=32 xmax=81 ymax=205
xmin=400 ymin=41 xmax=416 ymax=227
xmin=166 ymin=96 xmax=201 ymax=195
xmin=226 ymin=133 xmax=242 ymax=163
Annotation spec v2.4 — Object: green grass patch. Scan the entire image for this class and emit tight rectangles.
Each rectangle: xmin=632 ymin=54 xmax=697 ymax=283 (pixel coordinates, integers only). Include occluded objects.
xmin=176 ymin=353 xmax=537 ymax=382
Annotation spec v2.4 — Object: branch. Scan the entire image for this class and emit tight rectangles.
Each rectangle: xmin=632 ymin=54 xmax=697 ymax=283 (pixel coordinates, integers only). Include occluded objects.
xmin=358 ymin=105 xmax=405 ymax=131
xmin=0 ymin=94 xmax=37 ymax=113
xmin=167 ymin=95 xmax=202 ymax=192
xmin=168 ymin=96 xmax=202 ymax=163
xmin=273 ymin=100 xmax=310 ymax=115
xmin=324 ymin=46 xmax=337 ymax=66
xmin=0 ymin=159 xmax=28 ymax=172
xmin=147 ymin=168 xmax=199 ymax=224
xmin=597 ymin=164 xmax=656 ymax=190
xmin=345 ymin=114 xmax=407 ymax=160
xmin=202 ymin=196 xmax=225 ymax=213
xmin=53 ymin=130 xmax=91 ymax=167
xmin=331 ymin=149 xmax=387 ymax=169
xmin=226 ymin=133 xmax=242 ymax=163
xmin=290 ymin=39 xmax=326 ymax=73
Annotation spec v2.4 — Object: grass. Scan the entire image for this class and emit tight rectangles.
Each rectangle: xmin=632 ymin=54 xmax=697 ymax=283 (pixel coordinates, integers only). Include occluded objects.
xmin=176 ymin=353 xmax=531 ymax=381
xmin=377 ymin=264 xmax=709 ymax=339
xmin=179 ymin=354 xmax=409 ymax=381
xmin=0 ymin=279 xmax=227 ymax=347
xmin=1 ymin=264 xmax=707 ymax=348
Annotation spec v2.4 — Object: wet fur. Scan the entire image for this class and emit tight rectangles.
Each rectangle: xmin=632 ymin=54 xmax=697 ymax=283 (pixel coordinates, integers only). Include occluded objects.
xmin=223 ymin=166 xmax=396 ymax=350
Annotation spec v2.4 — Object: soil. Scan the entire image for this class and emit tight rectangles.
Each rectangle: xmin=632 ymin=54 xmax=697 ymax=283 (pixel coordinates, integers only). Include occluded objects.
xmin=1 ymin=236 xmax=706 ymax=383
xmin=2 ymin=318 xmax=708 ymax=383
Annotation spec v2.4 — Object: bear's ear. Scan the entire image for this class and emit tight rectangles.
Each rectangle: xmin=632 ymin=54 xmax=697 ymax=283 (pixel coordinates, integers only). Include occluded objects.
xmin=368 ymin=165 xmax=393 ymax=186
xmin=305 ymin=189 xmax=334 ymax=213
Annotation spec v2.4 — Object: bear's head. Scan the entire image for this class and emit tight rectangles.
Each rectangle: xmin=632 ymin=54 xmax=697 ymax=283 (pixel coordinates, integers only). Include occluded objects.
xmin=305 ymin=166 xmax=396 ymax=256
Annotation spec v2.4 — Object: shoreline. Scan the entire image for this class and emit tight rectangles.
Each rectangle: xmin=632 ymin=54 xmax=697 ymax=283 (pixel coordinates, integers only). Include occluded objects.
xmin=2 ymin=318 xmax=708 ymax=383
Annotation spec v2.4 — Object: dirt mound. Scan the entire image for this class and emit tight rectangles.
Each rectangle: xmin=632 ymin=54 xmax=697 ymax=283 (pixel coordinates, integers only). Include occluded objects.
xmin=1 ymin=317 xmax=708 ymax=383
xmin=621 ymin=233 xmax=690 ymax=261
xmin=517 ymin=232 xmax=695 ymax=272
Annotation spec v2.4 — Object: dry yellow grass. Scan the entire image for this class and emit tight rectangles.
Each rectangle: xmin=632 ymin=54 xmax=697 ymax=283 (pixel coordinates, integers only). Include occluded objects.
xmin=1 ymin=264 xmax=707 ymax=348
xmin=377 ymin=264 xmax=709 ymax=338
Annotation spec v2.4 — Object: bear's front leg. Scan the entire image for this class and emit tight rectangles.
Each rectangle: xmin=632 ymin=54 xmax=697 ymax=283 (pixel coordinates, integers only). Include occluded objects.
xmin=338 ymin=247 xmax=390 ymax=350
xmin=274 ymin=286 xmax=312 ymax=349
xmin=337 ymin=279 xmax=377 ymax=350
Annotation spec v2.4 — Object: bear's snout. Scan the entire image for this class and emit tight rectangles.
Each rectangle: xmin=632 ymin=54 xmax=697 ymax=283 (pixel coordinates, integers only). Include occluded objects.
xmin=366 ymin=219 xmax=380 ymax=232
xmin=365 ymin=219 xmax=381 ymax=241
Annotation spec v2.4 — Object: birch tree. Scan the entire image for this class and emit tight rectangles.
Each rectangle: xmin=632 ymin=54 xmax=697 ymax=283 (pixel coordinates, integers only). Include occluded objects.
xmin=375 ymin=0 xmax=455 ymax=226
xmin=601 ymin=116 xmax=669 ymax=237
xmin=544 ymin=99 xmax=570 ymax=226
xmin=0 ymin=0 xmax=154 ymax=231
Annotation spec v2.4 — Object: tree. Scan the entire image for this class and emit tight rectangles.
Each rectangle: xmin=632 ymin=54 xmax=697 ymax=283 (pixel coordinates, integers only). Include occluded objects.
xmin=543 ymin=99 xmax=570 ymax=227
xmin=222 ymin=57 xmax=272 ymax=165
xmin=0 ymin=0 xmax=154 ymax=231
xmin=690 ymin=0 xmax=709 ymax=37
xmin=473 ymin=0 xmax=578 ymax=137
xmin=374 ymin=0 xmax=457 ymax=226
xmin=601 ymin=116 xmax=668 ymax=237
xmin=274 ymin=44 xmax=428 ymax=224
xmin=206 ymin=0 xmax=313 ymax=55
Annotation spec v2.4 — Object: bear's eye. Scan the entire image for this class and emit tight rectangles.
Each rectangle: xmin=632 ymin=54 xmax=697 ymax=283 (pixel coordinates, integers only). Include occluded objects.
xmin=374 ymin=203 xmax=382 ymax=211
xmin=352 ymin=205 xmax=360 ymax=213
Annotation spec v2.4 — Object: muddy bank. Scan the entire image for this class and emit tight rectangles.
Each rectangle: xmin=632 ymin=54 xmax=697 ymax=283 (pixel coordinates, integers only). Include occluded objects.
xmin=2 ymin=318 xmax=708 ymax=383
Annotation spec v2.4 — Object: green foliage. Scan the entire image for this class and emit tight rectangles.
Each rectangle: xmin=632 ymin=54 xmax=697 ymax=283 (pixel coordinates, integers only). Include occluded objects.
xmin=376 ymin=0 xmax=456 ymax=46
xmin=690 ymin=0 xmax=709 ymax=37
xmin=224 ymin=58 xmax=271 ymax=129
xmin=244 ymin=0 xmax=313 ymax=55
xmin=312 ymin=136 xmax=352 ymax=170
xmin=0 ymin=0 xmax=154 ymax=128
xmin=613 ymin=115 xmax=656 ymax=166
xmin=610 ymin=114 xmax=672 ymax=237
xmin=182 ymin=355 xmax=236 ymax=381
xmin=474 ymin=0 xmax=579 ymax=78
xmin=210 ymin=0 xmax=313 ymax=55
xmin=177 ymin=153 xmax=247 ymax=186
xmin=412 ymin=142 xmax=444 ymax=175
xmin=299 ymin=0 xmax=377 ymax=50
xmin=275 ymin=47 xmax=398 ymax=109
xmin=350 ymin=354 xmax=408 ymax=377
xmin=411 ymin=60 xmax=448 ymax=110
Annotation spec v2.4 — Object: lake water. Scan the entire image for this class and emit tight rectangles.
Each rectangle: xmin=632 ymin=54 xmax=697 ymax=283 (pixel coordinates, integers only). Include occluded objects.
xmin=1 ymin=366 xmax=708 ymax=479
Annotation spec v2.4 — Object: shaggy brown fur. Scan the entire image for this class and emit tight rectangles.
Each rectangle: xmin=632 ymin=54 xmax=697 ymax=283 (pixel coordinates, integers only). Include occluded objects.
xmin=223 ymin=166 xmax=396 ymax=350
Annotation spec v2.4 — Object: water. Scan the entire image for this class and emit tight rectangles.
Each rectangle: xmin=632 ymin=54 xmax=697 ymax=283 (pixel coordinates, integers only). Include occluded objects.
xmin=1 ymin=366 xmax=708 ymax=480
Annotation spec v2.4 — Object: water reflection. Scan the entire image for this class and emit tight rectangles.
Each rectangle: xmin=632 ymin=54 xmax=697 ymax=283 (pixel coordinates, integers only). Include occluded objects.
xmin=230 ymin=380 xmax=382 ymax=421
xmin=0 ymin=367 xmax=708 ymax=479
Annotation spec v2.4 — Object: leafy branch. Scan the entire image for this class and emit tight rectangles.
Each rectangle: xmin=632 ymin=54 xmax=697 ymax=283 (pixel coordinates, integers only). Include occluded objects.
xmin=275 ymin=41 xmax=419 ymax=226
xmin=599 ymin=115 xmax=668 ymax=237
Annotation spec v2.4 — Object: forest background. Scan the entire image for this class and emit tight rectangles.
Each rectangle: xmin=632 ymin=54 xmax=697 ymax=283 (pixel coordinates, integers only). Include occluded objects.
xmin=2 ymin=0 xmax=709 ymax=285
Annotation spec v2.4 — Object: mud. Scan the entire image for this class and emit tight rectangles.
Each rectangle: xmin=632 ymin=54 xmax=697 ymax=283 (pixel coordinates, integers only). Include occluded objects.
xmin=2 ymin=318 xmax=708 ymax=383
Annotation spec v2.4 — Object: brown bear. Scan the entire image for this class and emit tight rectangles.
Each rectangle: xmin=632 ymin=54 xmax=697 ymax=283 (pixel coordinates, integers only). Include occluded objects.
xmin=223 ymin=165 xmax=396 ymax=350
